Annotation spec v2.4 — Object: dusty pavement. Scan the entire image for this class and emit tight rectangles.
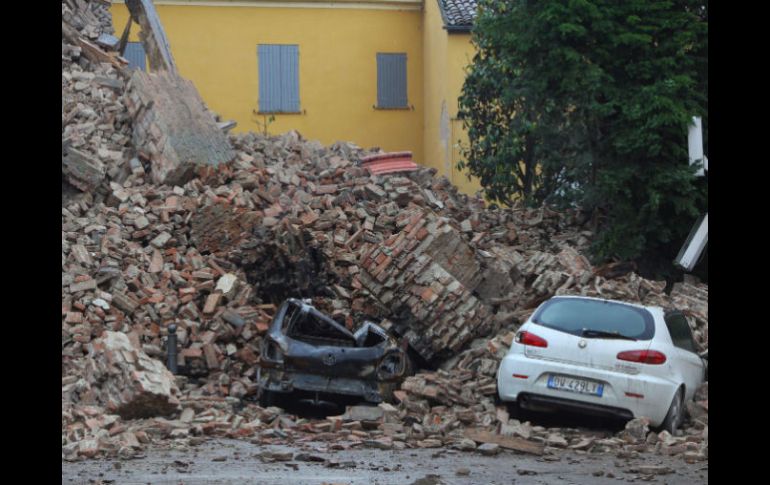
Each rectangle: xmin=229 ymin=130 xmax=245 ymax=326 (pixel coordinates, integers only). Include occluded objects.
xmin=61 ymin=438 xmax=708 ymax=484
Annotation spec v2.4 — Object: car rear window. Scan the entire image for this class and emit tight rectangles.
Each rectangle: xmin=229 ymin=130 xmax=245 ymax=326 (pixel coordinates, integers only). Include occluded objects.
xmin=531 ymin=297 xmax=655 ymax=340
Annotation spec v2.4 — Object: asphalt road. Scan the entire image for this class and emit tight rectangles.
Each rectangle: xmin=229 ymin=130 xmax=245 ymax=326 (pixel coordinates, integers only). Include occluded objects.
xmin=61 ymin=438 xmax=708 ymax=485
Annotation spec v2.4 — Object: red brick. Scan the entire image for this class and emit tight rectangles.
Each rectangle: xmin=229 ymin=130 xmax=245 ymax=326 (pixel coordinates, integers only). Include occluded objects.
xmin=407 ymin=220 xmax=426 ymax=239
xmin=202 ymin=292 xmax=222 ymax=314
xmin=203 ymin=344 xmax=219 ymax=369
xmin=65 ymin=312 xmax=83 ymax=324
xmin=359 ymin=245 xmax=377 ymax=265
xmin=236 ymin=346 xmax=259 ymax=365
xmin=373 ymin=256 xmax=392 ymax=277
xmin=315 ymin=184 xmax=338 ymax=195
xmin=301 ymin=211 xmax=319 ymax=225
xmin=148 ymin=249 xmax=163 ymax=273
xmin=199 ymin=330 xmax=216 ymax=345
xmin=181 ymin=347 xmax=203 ymax=358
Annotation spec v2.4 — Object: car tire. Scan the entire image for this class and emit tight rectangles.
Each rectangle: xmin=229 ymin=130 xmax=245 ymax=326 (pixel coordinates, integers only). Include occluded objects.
xmin=258 ymin=389 xmax=278 ymax=408
xmin=505 ymin=401 xmax=527 ymax=421
xmin=661 ymin=388 xmax=685 ymax=434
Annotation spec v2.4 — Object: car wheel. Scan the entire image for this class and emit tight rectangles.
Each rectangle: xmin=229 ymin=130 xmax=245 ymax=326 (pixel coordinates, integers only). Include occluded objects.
xmin=258 ymin=389 xmax=277 ymax=408
xmin=661 ymin=388 xmax=685 ymax=433
xmin=505 ymin=401 xmax=528 ymax=421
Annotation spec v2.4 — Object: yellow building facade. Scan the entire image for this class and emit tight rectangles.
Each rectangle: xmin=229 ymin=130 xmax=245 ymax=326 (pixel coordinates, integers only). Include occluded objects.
xmin=111 ymin=0 xmax=481 ymax=194
xmin=421 ymin=0 xmax=481 ymax=194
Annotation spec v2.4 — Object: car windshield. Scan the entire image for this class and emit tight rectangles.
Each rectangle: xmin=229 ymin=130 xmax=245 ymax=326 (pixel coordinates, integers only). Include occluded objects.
xmin=531 ymin=297 xmax=655 ymax=340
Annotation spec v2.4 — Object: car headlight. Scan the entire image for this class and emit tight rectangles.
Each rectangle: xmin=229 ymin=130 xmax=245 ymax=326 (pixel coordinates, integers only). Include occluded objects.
xmin=377 ymin=351 xmax=406 ymax=380
xmin=261 ymin=338 xmax=284 ymax=363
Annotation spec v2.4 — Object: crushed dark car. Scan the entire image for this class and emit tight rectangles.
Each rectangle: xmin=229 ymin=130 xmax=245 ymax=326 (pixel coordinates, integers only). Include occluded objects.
xmin=256 ymin=298 xmax=411 ymax=407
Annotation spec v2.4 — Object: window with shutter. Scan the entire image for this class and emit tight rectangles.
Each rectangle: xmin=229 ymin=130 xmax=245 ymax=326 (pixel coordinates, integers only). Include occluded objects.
xmin=376 ymin=53 xmax=408 ymax=109
xmin=258 ymin=44 xmax=300 ymax=113
xmin=124 ymin=42 xmax=147 ymax=71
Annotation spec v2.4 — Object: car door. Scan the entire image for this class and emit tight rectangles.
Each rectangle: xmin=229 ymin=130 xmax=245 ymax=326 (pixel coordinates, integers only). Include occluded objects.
xmin=664 ymin=311 xmax=705 ymax=401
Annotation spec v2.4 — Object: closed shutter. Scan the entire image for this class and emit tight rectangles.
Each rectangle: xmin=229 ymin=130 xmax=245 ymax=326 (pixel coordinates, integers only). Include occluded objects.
xmin=377 ymin=53 xmax=407 ymax=108
xmin=258 ymin=44 xmax=300 ymax=113
xmin=124 ymin=42 xmax=146 ymax=71
xmin=281 ymin=45 xmax=300 ymax=113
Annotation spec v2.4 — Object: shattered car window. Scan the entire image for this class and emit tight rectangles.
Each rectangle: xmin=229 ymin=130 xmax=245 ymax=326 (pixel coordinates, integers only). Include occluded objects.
xmin=354 ymin=322 xmax=389 ymax=347
xmin=285 ymin=305 xmax=356 ymax=347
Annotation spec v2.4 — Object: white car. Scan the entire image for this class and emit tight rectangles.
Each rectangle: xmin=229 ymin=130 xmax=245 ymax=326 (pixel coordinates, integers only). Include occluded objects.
xmin=497 ymin=295 xmax=706 ymax=432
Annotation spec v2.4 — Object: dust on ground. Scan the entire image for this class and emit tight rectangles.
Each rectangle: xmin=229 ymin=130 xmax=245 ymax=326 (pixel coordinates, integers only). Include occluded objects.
xmin=62 ymin=438 xmax=708 ymax=485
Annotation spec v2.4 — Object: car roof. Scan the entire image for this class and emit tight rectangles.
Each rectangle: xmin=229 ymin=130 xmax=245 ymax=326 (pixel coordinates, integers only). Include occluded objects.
xmin=548 ymin=294 xmax=664 ymax=314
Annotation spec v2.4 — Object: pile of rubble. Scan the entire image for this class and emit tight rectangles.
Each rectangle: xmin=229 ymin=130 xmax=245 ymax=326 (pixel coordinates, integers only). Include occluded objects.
xmin=62 ymin=0 xmax=133 ymax=195
xmin=61 ymin=128 xmax=709 ymax=463
xmin=62 ymin=0 xmax=114 ymax=39
xmin=61 ymin=0 xmax=708 ymax=463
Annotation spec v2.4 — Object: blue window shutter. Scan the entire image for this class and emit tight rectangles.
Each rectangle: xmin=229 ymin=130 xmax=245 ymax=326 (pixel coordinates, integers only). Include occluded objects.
xmin=124 ymin=42 xmax=146 ymax=71
xmin=258 ymin=45 xmax=279 ymax=112
xmin=280 ymin=45 xmax=300 ymax=112
xmin=258 ymin=44 xmax=299 ymax=112
xmin=377 ymin=53 xmax=407 ymax=108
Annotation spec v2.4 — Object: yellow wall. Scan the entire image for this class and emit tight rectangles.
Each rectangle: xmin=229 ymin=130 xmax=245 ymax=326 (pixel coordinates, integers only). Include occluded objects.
xmin=421 ymin=0 xmax=481 ymax=195
xmin=111 ymin=1 xmax=424 ymax=163
xmin=421 ymin=0 xmax=448 ymax=176
xmin=447 ymin=32 xmax=480 ymax=194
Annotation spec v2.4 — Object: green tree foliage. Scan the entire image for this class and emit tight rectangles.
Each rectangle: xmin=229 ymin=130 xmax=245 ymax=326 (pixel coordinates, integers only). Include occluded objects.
xmin=458 ymin=0 xmax=708 ymax=274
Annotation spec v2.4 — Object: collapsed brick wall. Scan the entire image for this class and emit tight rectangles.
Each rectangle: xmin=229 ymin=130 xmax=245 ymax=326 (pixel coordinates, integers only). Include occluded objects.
xmin=62 ymin=0 xmax=114 ymax=38
xmin=357 ymin=210 xmax=497 ymax=362
xmin=84 ymin=331 xmax=181 ymax=419
xmin=62 ymin=0 xmax=137 ymax=200
xmin=62 ymin=133 xmax=710 ymax=462
xmin=125 ymin=70 xmax=235 ymax=185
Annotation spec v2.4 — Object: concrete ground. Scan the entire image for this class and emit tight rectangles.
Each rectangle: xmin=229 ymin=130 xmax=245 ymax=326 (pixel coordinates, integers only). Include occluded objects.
xmin=61 ymin=438 xmax=707 ymax=485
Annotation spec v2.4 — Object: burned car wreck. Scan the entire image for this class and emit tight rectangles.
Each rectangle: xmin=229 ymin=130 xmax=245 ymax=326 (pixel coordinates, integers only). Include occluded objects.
xmin=257 ymin=299 xmax=410 ymax=406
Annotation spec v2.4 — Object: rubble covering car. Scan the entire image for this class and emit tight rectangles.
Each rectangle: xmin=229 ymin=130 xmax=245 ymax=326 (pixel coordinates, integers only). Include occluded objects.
xmin=257 ymin=298 xmax=411 ymax=406
xmin=497 ymin=296 xmax=706 ymax=433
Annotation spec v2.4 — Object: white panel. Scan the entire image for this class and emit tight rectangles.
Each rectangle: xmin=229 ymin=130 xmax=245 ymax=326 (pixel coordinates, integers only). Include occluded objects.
xmin=688 ymin=116 xmax=705 ymax=176
xmin=675 ymin=213 xmax=708 ymax=272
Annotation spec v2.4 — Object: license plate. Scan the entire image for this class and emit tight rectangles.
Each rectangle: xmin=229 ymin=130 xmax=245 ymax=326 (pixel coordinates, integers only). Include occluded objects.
xmin=547 ymin=374 xmax=604 ymax=396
